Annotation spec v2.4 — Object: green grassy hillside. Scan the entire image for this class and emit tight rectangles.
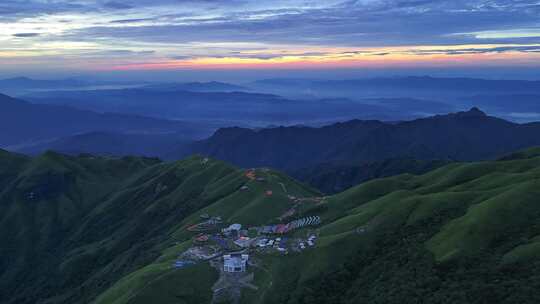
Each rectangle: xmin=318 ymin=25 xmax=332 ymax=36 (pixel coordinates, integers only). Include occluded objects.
xmin=293 ymin=158 xmax=452 ymax=194
xmin=2 ymin=148 xmax=540 ymax=304
xmin=0 ymin=152 xmax=318 ymax=304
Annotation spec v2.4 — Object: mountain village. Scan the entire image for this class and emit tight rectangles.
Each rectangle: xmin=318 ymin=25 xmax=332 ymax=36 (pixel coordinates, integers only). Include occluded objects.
xmin=172 ymin=164 xmax=324 ymax=303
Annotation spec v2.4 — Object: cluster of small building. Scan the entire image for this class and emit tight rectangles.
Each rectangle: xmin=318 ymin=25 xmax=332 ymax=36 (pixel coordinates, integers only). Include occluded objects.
xmin=174 ymin=213 xmax=322 ymax=273
xmin=214 ymin=216 xmax=321 ymax=248
xmin=175 ymin=234 xmax=318 ymax=272
xmin=172 ymin=165 xmax=327 ymax=304
xmin=255 ymin=237 xmax=289 ymax=252
xmin=175 ymin=165 xmax=324 ymax=275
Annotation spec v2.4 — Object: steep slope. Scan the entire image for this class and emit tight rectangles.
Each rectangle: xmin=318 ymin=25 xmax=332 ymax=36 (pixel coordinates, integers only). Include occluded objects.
xmin=183 ymin=120 xmax=386 ymax=170
xmin=0 ymin=93 xmax=205 ymax=147
xmin=0 ymin=152 xmax=318 ymax=304
xmin=95 ymin=148 xmax=540 ymax=304
xmin=3 ymin=148 xmax=540 ymax=304
xmin=0 ymin=149 xmax=29 ymax=188
xmin=329 ymin=107 xmax=522 ymax=161
xmin=184 ymin=108 xmax=540 ymax=172
xmin=293 ymin=158 xmax=452 ymax=194
xmin=290 ymin=149 xmax=540 ymax=303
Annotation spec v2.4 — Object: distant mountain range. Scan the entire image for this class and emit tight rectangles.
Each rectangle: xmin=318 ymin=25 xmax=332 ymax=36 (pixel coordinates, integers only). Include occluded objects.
xmin=15 ymin=131 xmax=187 ymax=158
xmin=16 ymin=76 xmax=540 ymax=125
xmin=143 ymin=81 xmax=248 ymax=92
xmin=14 ymin=106 xmax=540 ymax=193
xmin=7 ymin=75 xmax=540 ymax=95
xmin=0 ymin=77 xmax=249 ymax=96
xmin=248 ymin=76 xmax=540 ymax=122
xmin=183 ymin=107 xmax=540 ymax=174
xmin=6 ymin=76 xmax=540 ymax=124
xmin=0 ymin=77 xmax=146 ymax=95
xmin=0 ymin=93 xmax=210 ymax=148
xmin=0 ymin=77 xmax=87 ymax=89
xmin=24 ymin=88 xmax=409 ymax=125
xmin=250 ymin=76 xmax=540 ymax=94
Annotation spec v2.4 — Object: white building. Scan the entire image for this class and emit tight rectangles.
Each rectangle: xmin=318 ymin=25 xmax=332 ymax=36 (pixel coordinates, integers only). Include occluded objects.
xmin=222 ymin=223 xmax=242 ymax=233
xmin=256 ymin=239 xmax=268 ymax=247
xmin=223 ymin=254 xmax=249 ymax=273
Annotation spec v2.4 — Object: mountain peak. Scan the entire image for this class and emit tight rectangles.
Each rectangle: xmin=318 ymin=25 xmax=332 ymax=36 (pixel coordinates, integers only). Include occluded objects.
xmin=455 ymin=107 xmax=487 ymax=118
xmin=469 ymin=107 xmax=486 ymax=115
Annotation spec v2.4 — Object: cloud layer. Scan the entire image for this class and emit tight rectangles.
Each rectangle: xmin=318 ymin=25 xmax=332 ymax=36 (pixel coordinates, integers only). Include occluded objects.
xmin=1 ymin=0 xmax=539 ymax=72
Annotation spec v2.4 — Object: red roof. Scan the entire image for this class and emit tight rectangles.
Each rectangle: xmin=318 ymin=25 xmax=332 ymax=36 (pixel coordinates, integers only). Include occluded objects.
xmin=195 ymin=235 xmax=209 ymax=242
xmin=276 ymin=224 xmax=288 ymax=234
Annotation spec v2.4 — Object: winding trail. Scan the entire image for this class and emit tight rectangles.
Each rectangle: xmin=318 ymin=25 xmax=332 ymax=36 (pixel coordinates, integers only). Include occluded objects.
xmin=278 ymin=182 xmax=288 ymax=194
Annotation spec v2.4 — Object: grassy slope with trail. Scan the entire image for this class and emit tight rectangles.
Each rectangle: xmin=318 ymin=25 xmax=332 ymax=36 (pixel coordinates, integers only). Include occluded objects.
xmin=2 ymin=148 xmax=540 ymax=303
xmin=0 ymin=150 xmax=319 ymax=304
xmin=97 ymin=148 xmax=540 ymax=304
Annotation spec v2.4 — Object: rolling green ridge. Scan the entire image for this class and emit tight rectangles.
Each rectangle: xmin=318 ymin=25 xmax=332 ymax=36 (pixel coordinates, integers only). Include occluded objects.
xmin=293 ymin=158 xmax=452 ymax=194
xmin=0 ymin=151 xmax=316 ymax=304
xmin=1 ymin=148 xmax=540 ymax=303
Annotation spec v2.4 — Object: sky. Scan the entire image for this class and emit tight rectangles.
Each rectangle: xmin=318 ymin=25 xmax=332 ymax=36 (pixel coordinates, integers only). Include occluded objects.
xmin=1 ymin=0 xmax=540 ymax=80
